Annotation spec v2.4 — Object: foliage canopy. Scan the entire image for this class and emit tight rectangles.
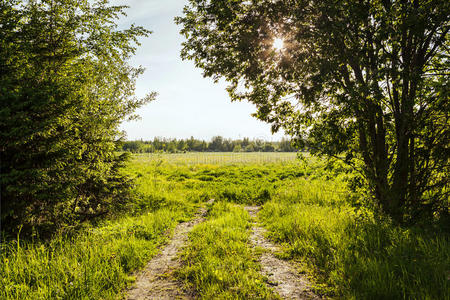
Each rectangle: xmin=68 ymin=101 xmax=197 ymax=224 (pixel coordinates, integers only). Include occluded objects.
xmin=0 ymin=0 xmax=154 ymax=235
xmin=176 ymin=0 xmax=449 ymax=223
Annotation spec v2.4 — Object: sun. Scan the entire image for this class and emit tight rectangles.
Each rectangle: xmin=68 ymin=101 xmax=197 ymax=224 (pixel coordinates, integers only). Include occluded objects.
xmin=272 ymin=38 xmax=284 ymax=51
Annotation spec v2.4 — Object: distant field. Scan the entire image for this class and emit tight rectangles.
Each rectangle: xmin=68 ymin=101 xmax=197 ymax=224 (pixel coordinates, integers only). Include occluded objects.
xmin=131 ymin=152 xmax=299 ymax=165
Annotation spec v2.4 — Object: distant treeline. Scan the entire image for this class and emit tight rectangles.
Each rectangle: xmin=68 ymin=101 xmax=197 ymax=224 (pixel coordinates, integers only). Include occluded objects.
xmin=121 ymin=136 xmax=297 ymax=153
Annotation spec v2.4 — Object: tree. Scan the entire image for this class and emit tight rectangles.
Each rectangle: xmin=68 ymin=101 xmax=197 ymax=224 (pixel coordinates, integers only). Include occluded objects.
xmin=0 ymin=0 xmax=154 ymax=235
xmin=176 ymin=0 xmax=449 ymax=223
xmin=244 ymin=144 xmax=255 ymax=152
xmin=209 ymin=135 xmax=224 ymax=151
xmin=263 ymin=143 xmax=275 ymax=152
xmin=123 ymin=141 xmax=144 ymax=153
xmin=177 ymin=139 xmax=188 ymax=152
xmin=279 ymin=138 xmax=296 ymax=152
xmin=233 ymin=144 xmax=242 ymax=152
xmin=241 ymin=137 xmax=250 ymax=148
xmin=167 ymin=142 xmax=177 ymax=153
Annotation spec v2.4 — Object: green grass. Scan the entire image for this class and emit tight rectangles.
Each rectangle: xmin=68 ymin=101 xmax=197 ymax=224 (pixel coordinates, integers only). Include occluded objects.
xmin=259 ymin=177 xmax=450 ymax=299
xmin=176 ymin=201 xmax=279 ymax=299
xmin=0 ymin=207 xmax=193 ymax=299
xmin=131 ymin=152 xmax=298 ymax=165
xmin=0 ymin=156 xmax=200 ymax=299
xmin=1 ymin=152 xmax=448 ymax=299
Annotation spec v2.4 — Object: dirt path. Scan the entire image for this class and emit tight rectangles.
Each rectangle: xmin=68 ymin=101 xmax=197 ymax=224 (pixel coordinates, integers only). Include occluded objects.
xmin=127 ymin=201 xmax=213 ymax=300
xmin=245 ymin=206 xmax=320 ymax=300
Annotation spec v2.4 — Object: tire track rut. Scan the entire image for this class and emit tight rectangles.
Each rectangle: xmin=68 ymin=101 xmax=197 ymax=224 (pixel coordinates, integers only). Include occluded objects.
xmin=245 ymin=206 xmax=320 ymax=300
xmin=127 ymin=201 xmax=213 ymax=300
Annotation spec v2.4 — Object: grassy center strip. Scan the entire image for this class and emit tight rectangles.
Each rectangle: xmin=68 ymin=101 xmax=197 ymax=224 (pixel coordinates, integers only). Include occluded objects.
xmin=176 ymin=201 xmax=279 ymax=299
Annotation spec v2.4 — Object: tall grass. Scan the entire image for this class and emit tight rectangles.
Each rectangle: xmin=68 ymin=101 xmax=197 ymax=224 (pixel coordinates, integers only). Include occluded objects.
xmin=2 ymin=153 xmax=447 ymax=299
xmin=260 ymin=177 xmax=450 ymax=299
xmin=0 ymin=208 xmax=192 ymax=299
xmin=0 ymin=157 xmax=201 ymax=299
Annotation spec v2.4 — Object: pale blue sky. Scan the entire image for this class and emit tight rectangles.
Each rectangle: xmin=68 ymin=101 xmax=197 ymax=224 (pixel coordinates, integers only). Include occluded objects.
xmin=112 ymin=0 xmax=285 ymax=141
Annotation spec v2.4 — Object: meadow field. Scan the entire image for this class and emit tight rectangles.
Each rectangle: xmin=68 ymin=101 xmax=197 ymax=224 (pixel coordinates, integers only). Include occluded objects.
xmin=1 ymin=153 xmax=448 ymax=299
xmin=131 ymin=152 xmax=299 ymax=165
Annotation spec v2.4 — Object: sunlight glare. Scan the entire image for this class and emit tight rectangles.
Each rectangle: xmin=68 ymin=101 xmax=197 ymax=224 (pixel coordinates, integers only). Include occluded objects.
xmin=273 ymin=38 xmax=284 ymax=51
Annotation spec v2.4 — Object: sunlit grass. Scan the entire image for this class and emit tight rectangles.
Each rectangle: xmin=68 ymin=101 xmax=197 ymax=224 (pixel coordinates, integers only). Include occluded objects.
xmin=1 ymin=153 xmax=447 ymax=299
xmin=259 ymin=179 xmax=450 ymax=298
xmin=0 ymin=208 xmax=193 ymax=299
xmin=176 ymin=201 xmax=279 ymax=299
xmin=131 ymin=152 xmax=298 ymax=165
